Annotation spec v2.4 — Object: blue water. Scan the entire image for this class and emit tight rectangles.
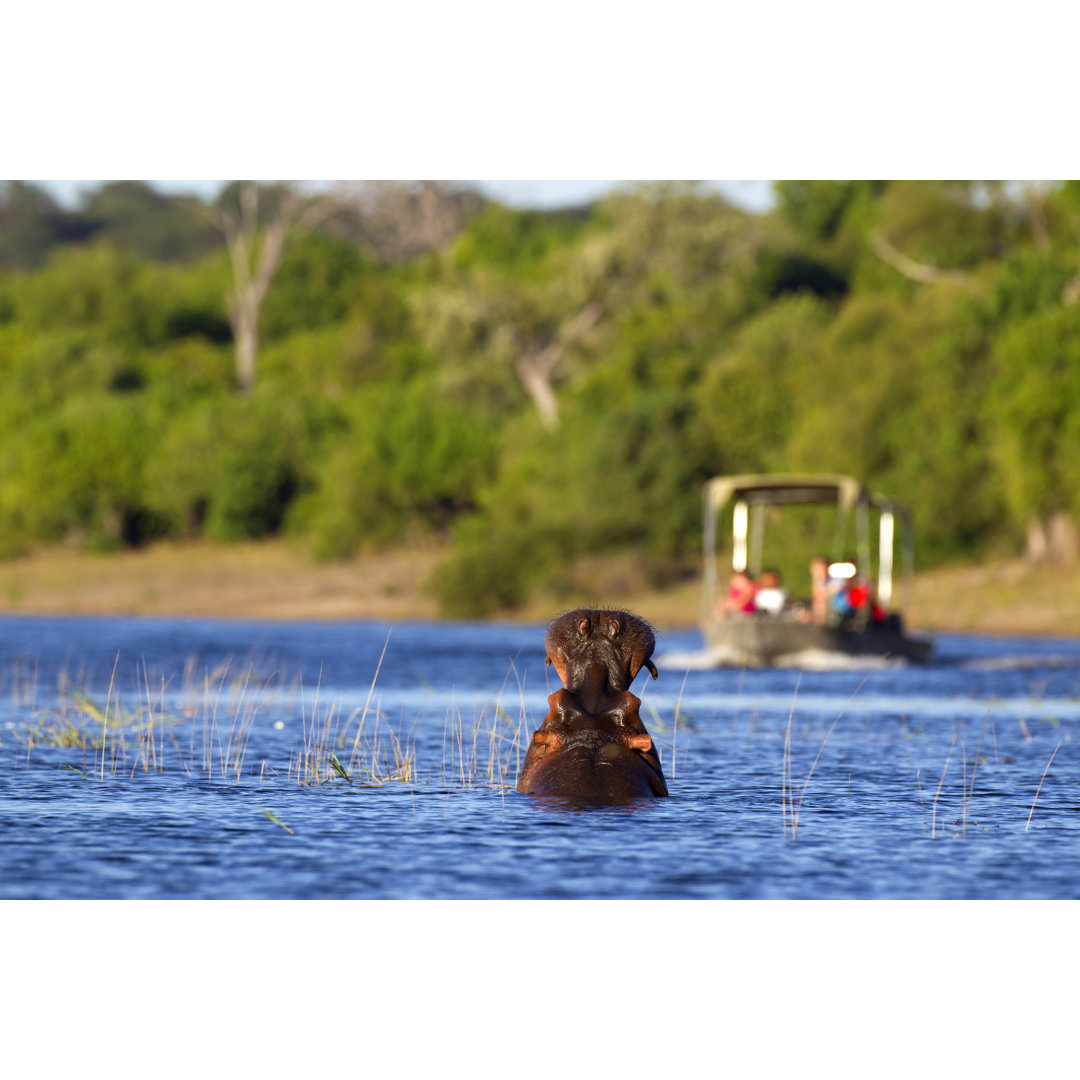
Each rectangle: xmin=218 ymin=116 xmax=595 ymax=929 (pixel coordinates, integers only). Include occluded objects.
xmin=1 ymin=614 xmax=1079 ymax=899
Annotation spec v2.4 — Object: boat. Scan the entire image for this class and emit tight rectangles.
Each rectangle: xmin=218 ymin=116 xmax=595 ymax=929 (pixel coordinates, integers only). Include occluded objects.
xmin=699 ymin=473 xmax=933 ymax=667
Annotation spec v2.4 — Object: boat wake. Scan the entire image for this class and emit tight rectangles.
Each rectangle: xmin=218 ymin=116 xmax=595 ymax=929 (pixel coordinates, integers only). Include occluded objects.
xmin=655 ymin=647 xmax=906 ymax=671
xmin=655 ymin=648 xmax=740 ymax=671
xmin=773 ymin=649 xmax=907 ymax=671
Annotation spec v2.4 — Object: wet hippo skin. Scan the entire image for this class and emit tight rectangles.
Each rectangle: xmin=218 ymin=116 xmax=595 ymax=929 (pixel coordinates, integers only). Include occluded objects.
xmin=516 ymin=609 xmax=669 ymax=798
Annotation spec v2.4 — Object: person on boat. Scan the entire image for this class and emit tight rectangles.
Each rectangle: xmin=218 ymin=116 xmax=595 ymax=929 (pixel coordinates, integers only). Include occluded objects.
xmin=830 ymin=581 xmax=857 ymax=623
xmin=719 ymin=570 xmax=757 ymax=618
xmin=828 ymin=564 xmax=888 ymax=627
xmin=846 ymin=576 xmax=888 ymax=623
xmin=753 ymin=569 xmax=788 ymax=616
xmin=827 ymin=560 xmax=863 ymax=624
xmin=808 ymin=555 xmax=830 ymax=625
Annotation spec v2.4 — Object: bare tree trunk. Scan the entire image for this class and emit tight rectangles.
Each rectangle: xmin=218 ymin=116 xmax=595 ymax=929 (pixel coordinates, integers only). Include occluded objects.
xmin=514 ymin=300 xmax=603 ymax=430
xmin=515 ymin=344 xmax=562 ymax=430
xmin=217 ymin=182 xmax=331 ymax=392
xmin=1025 ymin=512 xmax=1080 ymax=563
xmin=1048 ymin=511 xmax=1079 ymax=563
xmin=232 ymin=304 xmax=259 ymax=394
xmin=1026 ymin=516 xmax=1049 ymax=563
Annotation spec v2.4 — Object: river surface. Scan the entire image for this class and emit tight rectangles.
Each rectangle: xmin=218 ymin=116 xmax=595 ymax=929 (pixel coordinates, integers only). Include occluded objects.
xmin=1 ymin=613 xmax=1078 ymax=899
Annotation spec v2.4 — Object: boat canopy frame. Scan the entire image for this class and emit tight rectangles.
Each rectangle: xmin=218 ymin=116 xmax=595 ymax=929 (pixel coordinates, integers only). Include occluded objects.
xmin=701 ymin=473 xmax=916 ymax=625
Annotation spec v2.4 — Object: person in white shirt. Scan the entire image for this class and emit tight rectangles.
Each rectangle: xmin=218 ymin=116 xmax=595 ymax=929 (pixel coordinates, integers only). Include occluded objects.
xmin=754 ymin=569 xmax=788 ymax=616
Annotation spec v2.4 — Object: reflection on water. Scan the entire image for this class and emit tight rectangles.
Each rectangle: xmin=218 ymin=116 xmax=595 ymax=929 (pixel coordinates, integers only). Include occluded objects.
xmin=519 ymin=794 xmax=661 ymax=815
xmin=1 ymin=615 xmax=1079 ymax=899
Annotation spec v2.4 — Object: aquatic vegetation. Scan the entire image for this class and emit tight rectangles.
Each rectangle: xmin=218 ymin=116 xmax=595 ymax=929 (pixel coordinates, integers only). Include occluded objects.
xmin=930 ymin=739 xmax=955 ymax=840
xmin=2 ymin=648 xmax=528 ymax=794
xmin=262 ymin=809 xmax=295 ymax=835
xmin=782 ymin=672 xmax=871 ymax=840
xmin=1026 ymin=739 xmax=1063 ymax=832
xmin=438 ymin=659 xmax=531 ymax=790
xmin=770 ymin=665 xmax=1075 ymax=846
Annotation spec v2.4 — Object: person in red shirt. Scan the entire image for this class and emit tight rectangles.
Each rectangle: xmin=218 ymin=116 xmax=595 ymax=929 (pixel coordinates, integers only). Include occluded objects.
xmin=719 ymin=571 xmax=757 ymax=618
xmin=845 ymin=576 xmax=887 ymax=623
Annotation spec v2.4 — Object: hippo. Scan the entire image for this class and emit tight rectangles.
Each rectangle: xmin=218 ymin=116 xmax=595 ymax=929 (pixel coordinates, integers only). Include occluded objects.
xmin=516 ymin=608 xmax=669 ymax=798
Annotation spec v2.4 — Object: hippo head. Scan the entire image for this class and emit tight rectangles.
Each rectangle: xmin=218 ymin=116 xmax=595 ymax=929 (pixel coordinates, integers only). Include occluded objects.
xmin=544 ymin=608 xmax=659 ymax=716
xmin=517 ymin=608 xmax=668 ymax=799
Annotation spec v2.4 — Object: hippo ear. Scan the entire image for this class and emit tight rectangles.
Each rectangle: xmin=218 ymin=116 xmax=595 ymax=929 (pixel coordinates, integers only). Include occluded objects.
xmin=545 ymin=656 xmax=552 ymax=667
xmin=646 ymin=659 xmax=659 ymax=680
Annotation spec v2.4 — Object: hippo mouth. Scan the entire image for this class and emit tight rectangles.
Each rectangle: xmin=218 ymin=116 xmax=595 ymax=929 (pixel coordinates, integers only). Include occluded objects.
xmin=532 ymin=726 xmax=654 ymax=753
xmin=517 ymin=608 xmax=669 ymax=798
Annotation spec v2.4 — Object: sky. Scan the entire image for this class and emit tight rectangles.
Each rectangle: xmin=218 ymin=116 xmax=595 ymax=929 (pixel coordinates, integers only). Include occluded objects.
xmin=36 ymin=179 xmax=776 ymax=214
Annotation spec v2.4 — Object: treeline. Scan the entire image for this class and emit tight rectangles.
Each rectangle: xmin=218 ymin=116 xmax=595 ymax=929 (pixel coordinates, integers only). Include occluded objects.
xmin=2 ymin=179 xmax=1079 ymax=615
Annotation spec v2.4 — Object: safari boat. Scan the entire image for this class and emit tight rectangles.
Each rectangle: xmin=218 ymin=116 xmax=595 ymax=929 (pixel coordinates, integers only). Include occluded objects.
xmin=700 ymin=473 xmax=933 ymax=667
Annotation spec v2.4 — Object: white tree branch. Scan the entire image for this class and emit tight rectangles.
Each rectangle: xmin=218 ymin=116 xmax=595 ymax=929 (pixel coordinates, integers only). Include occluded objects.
xmin=870 ymin=230 xmax=973 ymax=285
xmin=513 ymin=299 xmax=604 ymax=430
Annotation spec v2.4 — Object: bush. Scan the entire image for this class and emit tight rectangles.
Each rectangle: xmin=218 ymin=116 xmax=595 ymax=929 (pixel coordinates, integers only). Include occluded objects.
xmin=146 ymin=388 xmax=333 ymax=541
xmin=290 ymin=379 xmax=497 ymax=557
xmin=0 ymin=391 xmax=160 ymax=550
xmin=428 ymin=519 xmax=551 ymax=616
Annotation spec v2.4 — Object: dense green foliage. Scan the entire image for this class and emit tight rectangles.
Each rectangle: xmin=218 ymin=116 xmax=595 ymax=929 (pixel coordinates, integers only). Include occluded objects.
xmin=2 ymin=179 xmax=1078 ymax=612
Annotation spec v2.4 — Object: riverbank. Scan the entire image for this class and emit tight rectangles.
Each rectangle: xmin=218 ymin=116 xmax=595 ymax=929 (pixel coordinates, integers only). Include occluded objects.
xmin=1 ymin=539 xmax=1079 ymax=636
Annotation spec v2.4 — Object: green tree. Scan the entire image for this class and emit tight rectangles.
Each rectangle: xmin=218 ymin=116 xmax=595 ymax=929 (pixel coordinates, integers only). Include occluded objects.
xmin=0 ymin=182 xmax=95 ymax=269
xmin=694 ymin=294 xmax=830 ymax=476
xmin=80 ymin=181 xmax=220 ymax=262
xmin=989 ymin=304 xmax=1080 ymax=560
xmin=774 ymin=180 xmax=885 ymax=244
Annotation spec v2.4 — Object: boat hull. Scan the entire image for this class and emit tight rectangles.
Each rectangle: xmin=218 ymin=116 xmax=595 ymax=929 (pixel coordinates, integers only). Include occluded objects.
xmin=701 ymin=617 xmax=933 ymax=667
